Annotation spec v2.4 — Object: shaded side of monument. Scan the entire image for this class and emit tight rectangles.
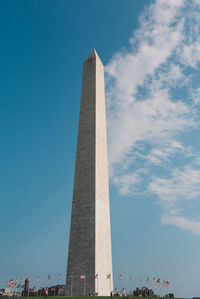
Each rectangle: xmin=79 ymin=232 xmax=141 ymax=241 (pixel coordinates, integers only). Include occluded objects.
xmin=66 ymin=49 xmax=113 ymax=296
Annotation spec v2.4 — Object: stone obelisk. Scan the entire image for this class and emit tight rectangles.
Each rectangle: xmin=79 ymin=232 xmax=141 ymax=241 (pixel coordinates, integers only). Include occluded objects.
xmin=66 ymin=49 xmax=113 ymax=296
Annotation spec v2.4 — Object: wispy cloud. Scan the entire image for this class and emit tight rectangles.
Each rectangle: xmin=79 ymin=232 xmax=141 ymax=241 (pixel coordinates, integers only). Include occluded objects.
xmin=105 ymin=0 xmax=200 ymax=235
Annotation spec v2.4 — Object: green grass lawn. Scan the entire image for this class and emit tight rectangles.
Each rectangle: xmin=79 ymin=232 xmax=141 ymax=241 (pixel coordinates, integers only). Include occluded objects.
xmin=0 ymin=297 xmax=162 ymax=299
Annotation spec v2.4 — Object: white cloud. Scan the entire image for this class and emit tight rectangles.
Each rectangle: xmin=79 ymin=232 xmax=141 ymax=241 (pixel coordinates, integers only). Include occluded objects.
xmin=162 ymin=215 xmax=200 ymax=235
xmin=149 ymin=166 xmax=200 ymax=202
xmin=181 ymin=37 xmax=200 ymax=68
xmin=149 ymin=165 xmax=200 ymax=234
xmin=105 ymin=0 xmax=200 ymax=235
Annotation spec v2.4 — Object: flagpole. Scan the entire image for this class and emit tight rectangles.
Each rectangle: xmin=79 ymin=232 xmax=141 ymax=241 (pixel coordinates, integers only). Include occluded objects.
xmin=71 ymin=276 xmax=73 ymax=296
xmin=110 ymin=277 xmax=111 ymax=294
xmin=58 ymin=274 xmax=61 ymax=296
xmin=97 ymin=273 xmax=99 ymax=295
xmin=58 ymin=275 xmax=59 ymax=295
xmin=84 ymin=274 xmax=86 ymax=296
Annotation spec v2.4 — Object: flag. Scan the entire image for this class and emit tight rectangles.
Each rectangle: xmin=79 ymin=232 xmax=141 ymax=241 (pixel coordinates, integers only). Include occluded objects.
xmin=130 ymin=275 xmax=133 ymax=280
xmin=80 ymin=275 xmax=85 ymax=279
xmin=48 ymin=274 xmax=51 ymax=280
xmin=139 ymin=274 xmax=142 ymax=281
xmin=59 ymin=274 xmax=62 ymax=280
xmin=147 ymin=276 xmax=149 ymax=283
xmin=107 ymin=274 xmax=111 ymax=279
xmin=163 ymin=279 xmax=170 ymax=286
xmin=118 ymin=274 xmax=122 ymax=280
xmin=95 ymin=274 xmax=98 ymax=279
xmin=6 ymin=281 xmax=11 ymax=287
xmin=157 ymin=278 xmax=160 ymax=283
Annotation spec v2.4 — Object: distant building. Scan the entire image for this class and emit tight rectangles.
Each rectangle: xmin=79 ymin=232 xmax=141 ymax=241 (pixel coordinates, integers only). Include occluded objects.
xmin=0 ymin=288 xmax=12 ymax=296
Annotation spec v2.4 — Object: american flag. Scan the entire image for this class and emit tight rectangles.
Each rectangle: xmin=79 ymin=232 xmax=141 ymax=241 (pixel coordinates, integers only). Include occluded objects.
xmin=59 ymin=274 xmax=62 ymax=280
xmin=95 ymin=274 xmax=98 ymax=279
xmin=118 ymin=274 xmax=122 ymax=280
xmin=6 ymin=281 xmax=11 ymax=287
xmin=163 ymin=279 xmax=170 ymax=286
xmin=130 ymin=275 xmax=133 ymax=280
xmin=80 ymin=275 xmax=85 ymax=279
xmin=48 ymin=274 xmax=51 ymax=280
xmin=107 ymin=274 xmax=111 ymax=279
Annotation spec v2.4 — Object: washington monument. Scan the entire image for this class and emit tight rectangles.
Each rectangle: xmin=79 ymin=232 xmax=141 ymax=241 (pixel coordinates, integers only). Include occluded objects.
xmin=66 ymin=49 xmax=113 ymax=296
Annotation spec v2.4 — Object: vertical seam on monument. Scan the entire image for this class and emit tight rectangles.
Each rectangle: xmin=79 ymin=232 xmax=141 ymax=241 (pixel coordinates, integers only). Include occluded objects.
xmin=94 ymin=52 xmax=97 ymax=294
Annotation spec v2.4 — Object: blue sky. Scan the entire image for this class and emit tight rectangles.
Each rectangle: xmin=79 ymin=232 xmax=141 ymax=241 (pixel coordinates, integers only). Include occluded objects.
xmin=1 ymin=0 xmax=200 ymax=297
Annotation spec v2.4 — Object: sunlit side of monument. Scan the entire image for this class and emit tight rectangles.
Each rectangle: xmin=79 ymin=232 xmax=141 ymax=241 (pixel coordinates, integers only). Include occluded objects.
xmin=66 ymin=49 xmax=113 ymax=296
